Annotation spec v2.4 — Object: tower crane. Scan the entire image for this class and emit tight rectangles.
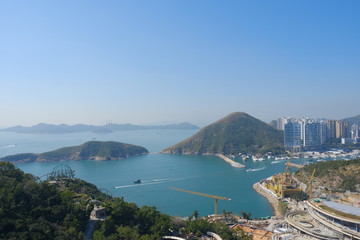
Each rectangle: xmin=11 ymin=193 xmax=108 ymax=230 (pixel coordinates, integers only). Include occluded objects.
xmin=170 ymin=187 xmax=231 ymax=216
xmin=308 ymin=168 xmax=316 ymax=199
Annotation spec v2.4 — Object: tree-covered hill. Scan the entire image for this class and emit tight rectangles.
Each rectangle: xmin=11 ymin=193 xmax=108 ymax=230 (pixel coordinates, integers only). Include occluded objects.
xmin=0 ymin=162 xmax=249 ymax=240
xmin=0 ymin=162 xmax=88 ymax=239
xmin=342 ymin=114 xmax=360 ymax=126
xmin=294 ymin=158 xmax=360 ymax=193
xmin=0 ymin=141 xmax=149 ymax=163
xmin=162 ymin=112 xmax=284 ymax=155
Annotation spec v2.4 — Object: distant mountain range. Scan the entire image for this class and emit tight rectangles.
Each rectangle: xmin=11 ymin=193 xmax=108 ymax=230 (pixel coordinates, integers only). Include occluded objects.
xmin=0 ymin=122 xmax=199 ymax=134
xmin=162 ymin=112 xmax=285 ymax=155
xmin=0 ymin=141 xmax=148 ymax=163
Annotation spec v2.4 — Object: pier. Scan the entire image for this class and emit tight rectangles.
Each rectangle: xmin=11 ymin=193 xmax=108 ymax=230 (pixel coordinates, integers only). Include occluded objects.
xmin=285 ymin=162 xmax=303 ymax=168
xmin=215 ymin=154 xmax=245 ymax=168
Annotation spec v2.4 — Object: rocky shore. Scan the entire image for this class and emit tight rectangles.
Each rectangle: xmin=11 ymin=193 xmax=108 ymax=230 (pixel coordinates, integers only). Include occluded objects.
xmin=253 ymin=181 xmax=282 ymax=218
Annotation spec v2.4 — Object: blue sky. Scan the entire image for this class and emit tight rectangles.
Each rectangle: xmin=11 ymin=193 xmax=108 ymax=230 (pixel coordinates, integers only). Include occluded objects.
xmin=1 ymin=1 xmax=359 ymax=127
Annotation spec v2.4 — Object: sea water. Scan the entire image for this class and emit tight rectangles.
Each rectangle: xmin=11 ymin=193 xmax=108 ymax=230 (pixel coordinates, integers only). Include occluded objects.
xmin=0 ymin=129 xmax=302 ymax=218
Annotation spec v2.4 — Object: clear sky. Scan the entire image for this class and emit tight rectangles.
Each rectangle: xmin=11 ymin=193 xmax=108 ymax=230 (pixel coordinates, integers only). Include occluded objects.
xmin=1 ymin=1 xmax=359 ymax=127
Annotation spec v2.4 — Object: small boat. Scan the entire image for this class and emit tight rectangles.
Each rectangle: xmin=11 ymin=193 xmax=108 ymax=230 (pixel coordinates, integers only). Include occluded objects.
xmin=133 ymin=179 xmax=141 ymax=184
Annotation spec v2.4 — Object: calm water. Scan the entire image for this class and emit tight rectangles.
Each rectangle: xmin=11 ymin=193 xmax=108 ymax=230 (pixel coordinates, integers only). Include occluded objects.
xmin=0 ymin=129 xmax=306 ymax=218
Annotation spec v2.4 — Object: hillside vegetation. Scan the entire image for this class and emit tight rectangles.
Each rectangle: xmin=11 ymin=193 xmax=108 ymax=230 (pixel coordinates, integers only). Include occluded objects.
xmin=342 ymin=114 xmax=360 ymax=126
xmin=163 ymin=112 xmax=284 ymax=155
xmin=0 ymin=162 xmax=249 ymax=240
xmin=294 ymin=158 xmax=360 ymax=192
xmin=0 ymin=141 xmax=148 ymax=163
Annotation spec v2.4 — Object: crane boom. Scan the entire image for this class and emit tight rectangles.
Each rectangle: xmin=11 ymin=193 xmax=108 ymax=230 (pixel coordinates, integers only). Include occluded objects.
xmin=171 ymin=187 xmax=231 ymax=201
xmin=170 ymin=187 xmax=231 ymax=216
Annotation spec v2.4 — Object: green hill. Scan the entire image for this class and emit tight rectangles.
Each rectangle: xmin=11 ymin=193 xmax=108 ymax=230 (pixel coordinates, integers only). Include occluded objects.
xmin=342 ymin=114 xmax=360 ymax=126
xmin=0 ymin=141 xmax=148 ymax=163
xmin=162 ymin=112 xmax=284 ymax=155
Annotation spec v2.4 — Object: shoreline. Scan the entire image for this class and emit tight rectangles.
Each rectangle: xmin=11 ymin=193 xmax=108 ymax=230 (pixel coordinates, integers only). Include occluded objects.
xmin=215 ymin=154 xmax=245 ymax=168
xmin=253 ymin=181 xmax=282 ymax=218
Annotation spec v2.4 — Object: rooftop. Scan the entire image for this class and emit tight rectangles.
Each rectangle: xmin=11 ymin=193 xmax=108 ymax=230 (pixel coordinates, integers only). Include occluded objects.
xmin=323 ymin=201 xmax=360 ymax=217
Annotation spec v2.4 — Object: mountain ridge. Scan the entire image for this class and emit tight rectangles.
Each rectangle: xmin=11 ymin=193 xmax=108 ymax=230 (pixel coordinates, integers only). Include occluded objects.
xmin=0 ymin=122 xmax=199 ymax=134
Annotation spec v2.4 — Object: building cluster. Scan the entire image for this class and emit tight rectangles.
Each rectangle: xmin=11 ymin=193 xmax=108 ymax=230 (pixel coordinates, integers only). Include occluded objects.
xmin=277 ymin=117 xmax=360 ymax=151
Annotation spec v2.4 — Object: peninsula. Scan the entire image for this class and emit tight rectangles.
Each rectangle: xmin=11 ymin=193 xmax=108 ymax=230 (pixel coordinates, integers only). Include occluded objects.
xmin=0 ymin=141 xmax=148 ymax=163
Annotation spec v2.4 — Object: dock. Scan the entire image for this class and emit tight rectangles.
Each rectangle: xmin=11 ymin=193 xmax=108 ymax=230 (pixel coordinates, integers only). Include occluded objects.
xmin=285 ymin=162 xmax=304 ymax=168
xmin=215 ymin=154 xmax=245 ymax=168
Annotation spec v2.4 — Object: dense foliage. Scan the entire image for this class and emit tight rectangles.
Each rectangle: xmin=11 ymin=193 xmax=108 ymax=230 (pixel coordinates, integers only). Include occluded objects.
xmin=0 ymin=141 xmax=149 ymax=162
xmin=93 ymin=201 xmax=249 ymax=240
xmin=163 ymin=112 xmax=285 ymax=155
xmin=0 ymin=162 xmax=249 ymax=240
xmin=0 ymin=162 xmax=87 ymax=239
xmin=295 ymin=158 xmax=360 ymax=192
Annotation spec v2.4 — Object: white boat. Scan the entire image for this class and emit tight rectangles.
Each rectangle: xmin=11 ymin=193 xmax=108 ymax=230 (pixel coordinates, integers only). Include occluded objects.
xmin=271 ymin=160 xmax=281 ymax=164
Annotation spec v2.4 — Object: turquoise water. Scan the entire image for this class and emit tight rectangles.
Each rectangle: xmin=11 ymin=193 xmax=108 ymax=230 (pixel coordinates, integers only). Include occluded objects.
xmin=0 ymin=129 xmax=303 ymax=218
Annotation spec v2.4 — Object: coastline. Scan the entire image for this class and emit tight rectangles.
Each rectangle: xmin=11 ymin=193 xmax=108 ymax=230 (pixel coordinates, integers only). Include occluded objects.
xmin=253 ymin=181 xmax=282 ymax=218
xmin=215 ymin=154 xmax=245 ymax=168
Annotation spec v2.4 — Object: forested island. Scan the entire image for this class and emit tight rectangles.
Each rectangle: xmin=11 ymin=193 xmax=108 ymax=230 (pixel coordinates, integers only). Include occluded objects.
xmin=0 ymin=162 xmax=249 ymax=240
xmin=0 ymin=141 xmax=149 ymax=163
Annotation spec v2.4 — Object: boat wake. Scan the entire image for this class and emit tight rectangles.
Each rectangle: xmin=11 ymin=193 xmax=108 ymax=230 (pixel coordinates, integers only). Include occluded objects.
xmin=246 ymin=167 xmax=266 ymax=172
xmin=114 ymin=178 xmax=183 ymax=189
xmin=0 ymin=144 xmax=17 ymax=149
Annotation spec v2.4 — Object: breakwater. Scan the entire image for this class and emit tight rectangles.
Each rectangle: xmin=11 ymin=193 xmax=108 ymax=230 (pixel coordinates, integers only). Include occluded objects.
xmin=285 ymin=162 xmax=303 ymax=168
xmin=253 ymin=182 xmax=282 ymax=218
xmin=215 ymin=154 xmax=245 ymax=168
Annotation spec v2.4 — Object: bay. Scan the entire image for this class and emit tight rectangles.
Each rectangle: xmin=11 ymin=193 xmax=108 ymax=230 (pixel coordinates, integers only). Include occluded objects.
xmin=0 ymin=129 xmax=296 ymax=218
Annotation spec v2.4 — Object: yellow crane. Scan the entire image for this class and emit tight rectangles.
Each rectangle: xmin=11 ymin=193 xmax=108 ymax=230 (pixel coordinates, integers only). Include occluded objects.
xmin=308 ymin=168 xmax=316 ymax=199
xmin=170 ymin=187 xmax=231 ymax=216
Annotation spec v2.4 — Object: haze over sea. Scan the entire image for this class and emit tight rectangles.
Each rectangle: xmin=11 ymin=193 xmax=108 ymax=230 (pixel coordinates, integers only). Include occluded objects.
xmin=0 ymin=129 xmax=302 ymax=218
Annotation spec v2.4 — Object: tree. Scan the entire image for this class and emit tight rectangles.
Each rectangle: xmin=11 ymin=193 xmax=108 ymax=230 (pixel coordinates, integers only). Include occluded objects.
xmin=240 ymin=211 xmax=252 ymax=220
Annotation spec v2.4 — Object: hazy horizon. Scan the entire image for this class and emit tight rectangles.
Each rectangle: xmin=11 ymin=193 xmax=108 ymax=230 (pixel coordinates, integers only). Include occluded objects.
xmin=1 ymin=1 xmax=359 ymax=128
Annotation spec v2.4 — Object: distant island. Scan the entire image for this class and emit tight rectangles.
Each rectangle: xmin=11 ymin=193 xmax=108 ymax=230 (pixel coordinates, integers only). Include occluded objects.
xmin=0 ymin=122 xmax=199 ymax=134
xmin=162 ymin=112 xmax=285 ymax=155
xmin=0 ymin=141 xmax=149 ymax=163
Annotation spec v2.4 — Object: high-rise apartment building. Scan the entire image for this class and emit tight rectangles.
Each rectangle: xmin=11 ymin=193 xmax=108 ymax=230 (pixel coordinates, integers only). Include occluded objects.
xmin=284 ymin=121 xmax=302 ymax=151
xmin=320 ymin=121 xmax=328 ymax=145
xmin=304 ymin=122 xmax=321 ymax=147
xmin=327 ymin=120 xmax=337 ymax=139
xmin=281 ymin=116 xmax=352 ymax=150
xmin=335 ymin=120 xmax=342 ymax=138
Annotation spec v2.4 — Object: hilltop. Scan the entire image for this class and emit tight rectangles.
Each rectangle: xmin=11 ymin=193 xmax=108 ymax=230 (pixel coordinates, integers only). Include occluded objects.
xmin=0 ymin=122 xmax=199 ymax=134
xmin=162 ymin=112 xmax=284 ymax=155
xmin=0 ymin=141 xmax=148 ymax=163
